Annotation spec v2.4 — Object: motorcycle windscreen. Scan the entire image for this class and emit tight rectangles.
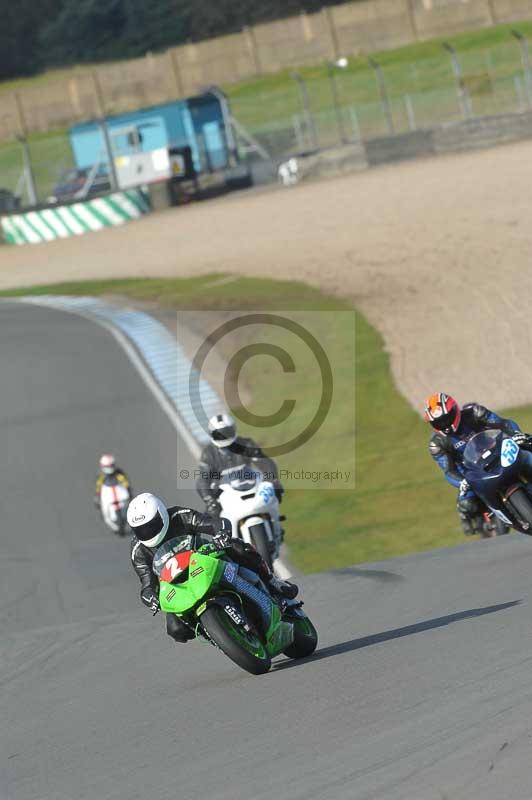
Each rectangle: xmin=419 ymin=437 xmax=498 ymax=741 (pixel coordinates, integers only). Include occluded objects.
xmin=463 ymin=429 xmax=519 ymax=509
xmin=220 ymin=464 xmax=262 ymax=491
xmin=463 ymin=430 xmax=502 ymax=470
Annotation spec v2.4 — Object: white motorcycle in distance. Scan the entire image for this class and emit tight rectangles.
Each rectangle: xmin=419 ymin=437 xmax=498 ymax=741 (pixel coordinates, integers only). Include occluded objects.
xmin=99 ymin=478 xmax=131 ymax=537
xmin=215 ymin=465 xmax=284 ymax=570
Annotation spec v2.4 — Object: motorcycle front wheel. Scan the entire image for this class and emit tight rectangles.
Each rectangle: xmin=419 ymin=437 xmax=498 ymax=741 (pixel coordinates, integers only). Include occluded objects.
xmin=283 ymin=615 xmax=318 ymax=659
xmin=200 ymin=606 xmax=271 ymax=675
xmin=506 ymin=488 xmax=532 ymax=533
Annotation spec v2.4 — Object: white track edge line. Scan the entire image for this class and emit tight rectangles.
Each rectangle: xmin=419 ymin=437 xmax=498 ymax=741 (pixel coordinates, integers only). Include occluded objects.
xmin=96 ymin=318 xmax=202 ymax=460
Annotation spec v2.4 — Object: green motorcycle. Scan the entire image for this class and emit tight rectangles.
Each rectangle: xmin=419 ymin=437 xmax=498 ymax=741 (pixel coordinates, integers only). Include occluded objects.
xmin=152 ymin=534 xmax=318 ymax=675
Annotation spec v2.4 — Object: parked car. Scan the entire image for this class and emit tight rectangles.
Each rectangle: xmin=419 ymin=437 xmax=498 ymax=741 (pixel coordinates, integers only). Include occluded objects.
xmin=47 ymin=166 xmax=111 ymax=204
xmin=0 ymin=189 xmax=20 ymax=213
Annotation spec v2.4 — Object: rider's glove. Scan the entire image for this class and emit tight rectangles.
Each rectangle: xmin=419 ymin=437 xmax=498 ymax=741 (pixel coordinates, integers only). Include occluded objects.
xmin=212 ymin=530 xmax=232 ymax=551
xmin=212 ymin=520 xmax=232 ymax=550
xmin=459 ymin=479 xmax=469 ymax=496
xmin=512 ymin=432 xmax=528 ymax=446
xmin=140 ymin=587 xmax=160 ymax=613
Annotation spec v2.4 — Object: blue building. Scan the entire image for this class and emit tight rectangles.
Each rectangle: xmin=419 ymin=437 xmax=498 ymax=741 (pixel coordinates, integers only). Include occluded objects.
xmin=69 ymin=90 xmax=233 ymax=178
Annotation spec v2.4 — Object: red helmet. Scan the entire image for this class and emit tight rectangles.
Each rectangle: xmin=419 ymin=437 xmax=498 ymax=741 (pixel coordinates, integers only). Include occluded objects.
xmin=424 ymin=393 xmax=461 ymax=434
xmin=99 ymin=453 xmax=116 ymax=475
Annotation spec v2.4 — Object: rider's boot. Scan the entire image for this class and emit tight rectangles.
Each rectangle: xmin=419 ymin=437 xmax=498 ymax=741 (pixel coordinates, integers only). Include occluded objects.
xmin=267 ymin=574 xmax=299 ymax=600
xmin=166 ymin=613 xmax=195 ymax=643
xmin=457 ymin=496 xmax=484 ymax=536
xmin=240 ymin=541 xmax=299 ymax=600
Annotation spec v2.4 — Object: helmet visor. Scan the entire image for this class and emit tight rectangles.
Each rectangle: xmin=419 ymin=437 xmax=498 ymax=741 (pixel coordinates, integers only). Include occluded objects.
xmin=135 ymin=511 xmax=165 ymax=543
xmin=430 ymin=409 xmax=458 ymax=432
xmin=212 ymin=426 xmax=236 ymax=444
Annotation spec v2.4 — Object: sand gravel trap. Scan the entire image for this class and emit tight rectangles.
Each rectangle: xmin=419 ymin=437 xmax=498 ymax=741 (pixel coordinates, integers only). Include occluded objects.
xmin=2 ymin=140 xmax=532 ymax=412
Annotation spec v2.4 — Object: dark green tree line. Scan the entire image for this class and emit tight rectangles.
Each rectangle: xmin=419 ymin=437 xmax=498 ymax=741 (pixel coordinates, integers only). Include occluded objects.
xmin=0 ymin=0 xmax=354 ymax=79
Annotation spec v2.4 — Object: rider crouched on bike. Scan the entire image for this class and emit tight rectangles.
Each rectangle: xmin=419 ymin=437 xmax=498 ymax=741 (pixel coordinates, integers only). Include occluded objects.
xmin=425 ymin=392 xmax=532 ymax=534
xmin=127 ymin=493 xmax=298 ymax=643
xmin=94 ymin=453 xmax=131 ymax=509
xmin=196 ymin=413 xmax=284 ymax=516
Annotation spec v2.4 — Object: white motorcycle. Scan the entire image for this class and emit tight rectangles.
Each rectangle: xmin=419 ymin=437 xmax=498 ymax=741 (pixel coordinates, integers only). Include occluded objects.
xmin=215 ymin=465 xmax=284 ymax=570
xmin=99 ymin=478 xmax=131 ymax=537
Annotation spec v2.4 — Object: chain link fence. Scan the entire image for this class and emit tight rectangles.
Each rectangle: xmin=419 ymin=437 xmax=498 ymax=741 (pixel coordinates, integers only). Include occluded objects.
xmin=3 ymin=39 xmax=532 ymax=207
xmin=229 ymin=37 xmax=532 ymax=159
xmin=0 ymin=133 xmax=75 ymax=208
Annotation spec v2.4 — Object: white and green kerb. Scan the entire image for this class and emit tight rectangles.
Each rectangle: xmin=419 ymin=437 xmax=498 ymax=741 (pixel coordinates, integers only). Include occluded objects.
xmin=0 ymin=189 xmax=151 ymax=245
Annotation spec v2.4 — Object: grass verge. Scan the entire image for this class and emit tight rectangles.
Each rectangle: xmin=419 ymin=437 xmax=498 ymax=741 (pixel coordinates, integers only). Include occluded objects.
xmin=1 ymin=274 xmax=523 ymax=572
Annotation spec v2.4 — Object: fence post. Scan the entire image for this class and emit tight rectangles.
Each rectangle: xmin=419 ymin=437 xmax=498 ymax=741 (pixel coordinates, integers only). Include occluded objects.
xmin=349 ymin=108 xmax=361 ymax=142
xmin=514 ymin=75 xmax=526 ymax=111
xmin=368 ymin=58 xmax=395 ymax=135
xmin=292 ymin=115 xmax=305 ymax=151
xmin=511 ymin=30 xmax=532 ymax=108
xmin=169 ymin=49 xmax=185 ymax=97
xmin=405 ymin=0 xmax=419 ymax=41
xmin=322 ymin=6 xmax=340 ymax=62
xmin=442 ymin=42 xmax=473 ymax=119
xmin=486 ymin=0 xmax=497 ymax=25
xmin=243 ymin=26 xmax=262 ymax=76
xmin=68 ymin=78 xmax=83 ymax=118
xmin=17 ymin=136 xmax=37 ymax=207
xmin=14 ymin=92 xmax=28 ymax=138
xmin=291 ymin=72 xmax=319 ymax=150
xmin=328 ymin=61 xmax=348 ymax=145
xmin=404 ymin=95 xmax=417 ymax=130
xmin=300 ymin=11 xmax=314 ymax=43
xmin=91 ymin=71 xmax=119 ymax=191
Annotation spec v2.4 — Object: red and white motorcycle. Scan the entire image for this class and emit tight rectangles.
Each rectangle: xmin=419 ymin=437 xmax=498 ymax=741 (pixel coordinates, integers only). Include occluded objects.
xmin=99 ymin=477 xmax=131 ymax=537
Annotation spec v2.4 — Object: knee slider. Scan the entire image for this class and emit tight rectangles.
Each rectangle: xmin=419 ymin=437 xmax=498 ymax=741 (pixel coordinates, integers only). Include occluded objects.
xmin=457 ymin=496 xmax=480 ymax=515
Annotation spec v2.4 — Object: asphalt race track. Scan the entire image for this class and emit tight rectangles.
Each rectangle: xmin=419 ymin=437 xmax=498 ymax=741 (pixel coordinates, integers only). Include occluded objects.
xmin=3 ymin=302 xmax=532 ymax=800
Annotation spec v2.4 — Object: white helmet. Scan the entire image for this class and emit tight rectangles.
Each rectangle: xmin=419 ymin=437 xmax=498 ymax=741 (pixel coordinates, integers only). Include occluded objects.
xmin=99 ymin=453 xmax=116 ymax=475
xmin=208 ymin=413 xmax=237 ymax=448
xmin=127 ymin=493 xmax=169 ymax=548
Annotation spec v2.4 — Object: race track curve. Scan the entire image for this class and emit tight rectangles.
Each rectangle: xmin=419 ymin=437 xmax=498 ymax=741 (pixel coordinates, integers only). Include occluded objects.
xmin=2 ymin=302 xmax=532 ymax=800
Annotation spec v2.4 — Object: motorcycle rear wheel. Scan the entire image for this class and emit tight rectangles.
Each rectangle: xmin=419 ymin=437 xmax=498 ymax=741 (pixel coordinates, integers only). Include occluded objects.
xmin=201 ymin=606 xmax=271 ymax=675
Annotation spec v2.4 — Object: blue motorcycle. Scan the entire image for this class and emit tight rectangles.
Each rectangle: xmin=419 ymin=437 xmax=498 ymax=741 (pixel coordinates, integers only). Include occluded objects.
xmin=463 ymin=429 xmax=532 ymax=534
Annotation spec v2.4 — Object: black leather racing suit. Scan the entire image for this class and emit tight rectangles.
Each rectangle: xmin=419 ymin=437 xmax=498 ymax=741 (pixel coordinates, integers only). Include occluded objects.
xmin=196 ymin=437 xmax=283 ymax=511
xmin=130 ymin=505 xmax=272 ymax=642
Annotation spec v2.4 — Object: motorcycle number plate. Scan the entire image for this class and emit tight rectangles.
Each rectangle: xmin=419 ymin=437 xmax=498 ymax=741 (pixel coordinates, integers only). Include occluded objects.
xmin=501 ymin=439 xmax=519 ymax=468
xmin=259 ymin=485 xmax=275 ymax=504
